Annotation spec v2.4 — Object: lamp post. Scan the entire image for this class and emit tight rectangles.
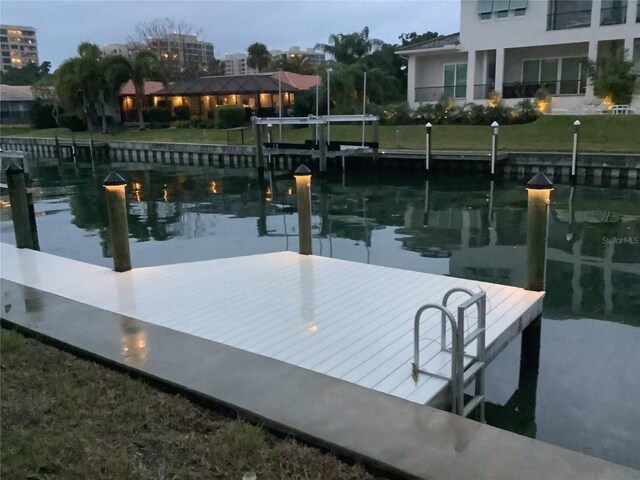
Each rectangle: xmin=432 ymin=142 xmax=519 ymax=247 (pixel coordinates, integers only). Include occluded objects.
xmin=278 ymin=69 xmax=283 ymax=141
xmin=315 ymin=81 xmax=319 ymax=141
xmin=103 ymin=171 xmax=131 ymax=272
xmin=490 ymin=121 xmax=499 ymax=176
xmin=571 ymin=119 xmax=580 ymax=183
xmin=326 ymin=67 xmax=332 ymax=144
xmin=294 ymin=164 xmax=313 ymax=255
xmin=361 ymin=71 xmax=367 ymax=147
xmin=425 ymin=122 xmax=432 ymax=172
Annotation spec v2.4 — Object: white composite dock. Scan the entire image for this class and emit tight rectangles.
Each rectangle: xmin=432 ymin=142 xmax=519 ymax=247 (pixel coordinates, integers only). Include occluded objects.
xmin=0 ymin=242 xmax=543 ymax=406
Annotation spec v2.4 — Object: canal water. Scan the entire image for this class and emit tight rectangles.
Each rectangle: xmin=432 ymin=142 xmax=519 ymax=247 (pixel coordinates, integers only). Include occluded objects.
xmin=1 ymin=162 xmax=639 ymax=469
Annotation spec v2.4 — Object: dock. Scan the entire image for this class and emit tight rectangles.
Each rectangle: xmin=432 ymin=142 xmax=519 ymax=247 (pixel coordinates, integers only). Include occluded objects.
xmin=3 ymin=243 xmax=638 ymax=479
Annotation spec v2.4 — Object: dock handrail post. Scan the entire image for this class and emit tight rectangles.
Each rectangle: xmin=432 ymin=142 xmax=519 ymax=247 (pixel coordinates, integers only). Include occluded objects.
xmin=103 ymin=171 xmax=132 ymax=272
xmin=425 ymin=122 xmax=432 ymax=172
xmin=490 ymin=121 xmax=499 ymax=176
xmin=294 ymin=164 xmax=313 ymax=255
xmin=319 ymin=122 xmax=327 ymax=173
xmin=5 ymin=163 xmax=36 ymax=249
xmin=570 ymin=120 xmax=580 ymax=184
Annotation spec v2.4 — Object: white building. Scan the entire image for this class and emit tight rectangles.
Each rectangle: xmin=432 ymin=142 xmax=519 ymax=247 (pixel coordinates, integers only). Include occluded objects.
xmin=0 ymin=24 xmax=38 ymax=72
xmin=223 ymin=53 xmax=257 ymax=75
xmin=270 ymin=46 xmax=325 ymax=66
xmin=399 ymin=0 xmax=640 ymax=111
xmin=101 ymin=43 xmax=132 ymax=57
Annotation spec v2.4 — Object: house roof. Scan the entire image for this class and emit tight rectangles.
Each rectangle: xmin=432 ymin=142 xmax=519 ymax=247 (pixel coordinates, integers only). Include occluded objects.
xmin=267 ymin=71 xmax=321 ymax=90
xmin=396 ymin=33 xmax=460 ymax=52
xmin=0 ymin=84 xmax=33 ymax=102
xmin=155 ymin=74 xmax=299 ymax=96
xmin=119 ymin=80 xmax=165 ymax=96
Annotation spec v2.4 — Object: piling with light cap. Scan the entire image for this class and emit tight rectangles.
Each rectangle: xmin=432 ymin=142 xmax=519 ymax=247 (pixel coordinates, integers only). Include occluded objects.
xmin=255 ymin=120 xmax=265 ymax=170
xmin=571 ymin=120 xmax=580 ymax=183
xmin=294 ymin=164 xmax=313 ymax=255
xmin=425 ymin=122 xmax=432 ymax=172
xmin=5 ymin=163 xmax=35 ymax=249
xmin=525 ymin=172 xmax=553 ymax=292
xmin=103 ymin=171 xmax=131 ymax=272
xmin=490 ymin=121 xmax=499 ymax=176
xmin=318 ymin=123 xmax=327 ymax=173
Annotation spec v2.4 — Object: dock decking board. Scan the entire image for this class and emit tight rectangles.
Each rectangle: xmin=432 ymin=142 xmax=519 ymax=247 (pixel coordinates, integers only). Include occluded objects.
xmin=0 ymin=243 xmax=543 ymax=406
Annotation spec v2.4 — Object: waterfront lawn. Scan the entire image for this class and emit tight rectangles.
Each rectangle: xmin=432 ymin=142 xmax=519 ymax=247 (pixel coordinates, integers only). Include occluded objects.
xmin=0 ymin=328 xmax=380 ymax=480
xmin=1 ymin=115 xmax=639 ymax=153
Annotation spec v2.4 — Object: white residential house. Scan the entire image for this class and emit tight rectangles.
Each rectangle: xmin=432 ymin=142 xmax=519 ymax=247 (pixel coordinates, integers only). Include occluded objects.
xmin=399 ymin=0 xmax=640 ymax=111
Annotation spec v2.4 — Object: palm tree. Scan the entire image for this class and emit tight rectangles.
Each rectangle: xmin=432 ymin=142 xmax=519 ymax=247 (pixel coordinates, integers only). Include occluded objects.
xmin=103 ymin=51 xmax=161 ymax=130
xmin=247 ymin=43 xmax=271 ymax=72
xmin=315 ymin=27 xmax=383 ymax=64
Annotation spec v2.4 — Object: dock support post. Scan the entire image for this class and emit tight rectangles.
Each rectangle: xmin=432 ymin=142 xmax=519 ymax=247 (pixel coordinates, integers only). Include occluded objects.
xmin=570 ymin=120 xmax=580 ymax=184
xmin=103 ymin=172 xmax=131 ymax=272
xmin=372 ymin=120 xmax=379 ymax=163
xmin=319 ymin=123 xmax=327 ymax=173
xmin=490 ymin=121 xmax=499 ymax=176
xmin=5 ymin=164 xmax=36 ymax=249
xmin=294 ymin=164 xmax=313 ymax=255
xmin=425 ymin=122 xmax=432 ymax=173
xmin=255 ymin=121 xmax=265 ymax=173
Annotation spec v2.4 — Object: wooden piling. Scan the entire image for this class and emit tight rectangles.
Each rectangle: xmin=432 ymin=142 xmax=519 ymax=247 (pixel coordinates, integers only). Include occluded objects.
xmin=5 ymin=164 xmax=35 ymax=249
xmin=103 ymin=172 xmax=131 ymax=272
xmin=294 ymin=164 xmax=313 ymax=255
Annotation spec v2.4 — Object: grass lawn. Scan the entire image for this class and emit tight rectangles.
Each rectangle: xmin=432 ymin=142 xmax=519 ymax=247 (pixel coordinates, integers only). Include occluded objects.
xmin=0 ymin=328 xmax=382 ymax=480
xmin=1 ymin=115 xmax=639 ymax=153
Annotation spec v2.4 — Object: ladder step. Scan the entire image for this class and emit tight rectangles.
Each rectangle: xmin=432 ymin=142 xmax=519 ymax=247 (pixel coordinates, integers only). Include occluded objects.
xmin=463 ymin=395 xmax=485 ymax=417
xmin=464 ymin=327 xmax=485 ymax=347
xmin=463 ymin=361 xmax=485 ymax=386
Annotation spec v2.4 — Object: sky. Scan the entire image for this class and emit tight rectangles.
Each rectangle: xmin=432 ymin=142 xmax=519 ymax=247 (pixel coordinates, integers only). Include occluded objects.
xmin=1 ymin=0 xmax=461 ymax=69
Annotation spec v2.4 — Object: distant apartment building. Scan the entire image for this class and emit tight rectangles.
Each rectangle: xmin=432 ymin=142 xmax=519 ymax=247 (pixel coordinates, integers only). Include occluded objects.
xmin=269 ymin=46 xmax=325 ymax=66
xmin=223 ymin=53 xmax=257 ymax=75
xmin=147 ymin=33 xmax=214 ymax=70
xmin=0 ymin=24 xmax=38 ymax=72
xmin=101 ymin=43 xmax=132 ymax=57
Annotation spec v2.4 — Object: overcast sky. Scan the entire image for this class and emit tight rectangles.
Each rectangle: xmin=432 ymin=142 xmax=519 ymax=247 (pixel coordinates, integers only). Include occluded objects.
xmin=1 ymin=0 xmax=461 ymax=69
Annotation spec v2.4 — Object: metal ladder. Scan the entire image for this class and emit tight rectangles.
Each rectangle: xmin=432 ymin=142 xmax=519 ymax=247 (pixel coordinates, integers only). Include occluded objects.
xmin=412 ymin=287 xmax=487 ymax=421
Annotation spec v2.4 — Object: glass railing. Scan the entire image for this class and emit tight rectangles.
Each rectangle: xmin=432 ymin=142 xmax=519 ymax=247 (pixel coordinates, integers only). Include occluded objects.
xmin=600 ymin=5 xmax=628 ymax=24
xmin=547 ymin=10 xmax=592 ymax=30
xmin=415 ymin=85 xmax=466 ymax=102
xmin=474 ymin=84 xmax=495 ymax=100
xmin=502 ymin=80 xmax=586 ymax=98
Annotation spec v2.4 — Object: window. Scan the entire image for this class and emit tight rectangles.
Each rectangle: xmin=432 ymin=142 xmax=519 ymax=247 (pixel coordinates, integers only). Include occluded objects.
xmin=477 ymin=0 xmax=528 ymax=18
xmin=560 ymin=57 xmax=589 ymax=94
xmin=522 ymin=57 xmax=587 ymax=95
xmin=637 ymin=0 xmax=640 ymax=21
xmin=547 ymin=0 xmax=592 ymax=29
xmin=444 ymin=63 xmax=467 ymax=98
xmin=601 ymin=0 xmax=627 ymax=24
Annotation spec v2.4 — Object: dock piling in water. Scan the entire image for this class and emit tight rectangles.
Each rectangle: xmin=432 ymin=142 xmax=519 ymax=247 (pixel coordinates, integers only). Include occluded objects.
xmin=5 ymin=163 xmax=36 ymax=249
xmin=294 ymin=164 xmax=313 ymax=255
xmin=103 ymin=171 xmax=131 ymax=272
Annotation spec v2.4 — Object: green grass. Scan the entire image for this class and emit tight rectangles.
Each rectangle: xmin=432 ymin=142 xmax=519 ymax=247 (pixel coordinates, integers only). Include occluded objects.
xmin=2 ymin=115 xmax=639 ymax=153
xmin=0 ymin=328 xmax=382 ymax=480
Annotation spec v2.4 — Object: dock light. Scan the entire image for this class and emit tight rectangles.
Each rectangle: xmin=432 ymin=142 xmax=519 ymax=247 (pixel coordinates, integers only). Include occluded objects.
xmin=525 ymin=172 xmax=553 ymax=292
xmin=103 ymin=171 xmax=131 ymax=272
xmin=294 ymin=164 xmax=313 ymax=255
xmin=267 ymin=123 xmax=272 ymax=144
xmin=571 ymin=120 xmax=581 ymax=182
xmin=490 ymin=121 xmax=499 ymax=176
xmin=425 ymin=122 xmax=432 ymax=171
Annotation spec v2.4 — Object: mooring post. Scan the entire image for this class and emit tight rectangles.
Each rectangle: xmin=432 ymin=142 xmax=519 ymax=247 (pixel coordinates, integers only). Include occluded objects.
xmin=294 ymin=164 xmax=313 ymax=255
xmin=319 ymin=122 xmax=327 ymax=173
xmin=425 ymin=122 xmax=432 ymax=172
xmin=255 ymin=121 xmax=265 ymax=171
xmin=103 ymin=172 xmax=131 ymax=272
xmin=54 ymin=135 xmax=61 ymax=159
xmin=71 ymin=133 xmax=77 ymax=164
xmin=490 ymin=121 xmax=499 ymax=176
xmin=372 ymin=120 xmax=379 ymax=163
xmin=5 ymin=163 xmax=36 ymax=249
xmin=571 ymin=120 xmax=580 ymax=184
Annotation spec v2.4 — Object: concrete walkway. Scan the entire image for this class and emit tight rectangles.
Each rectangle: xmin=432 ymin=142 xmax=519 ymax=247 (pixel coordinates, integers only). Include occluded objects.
xmin=2 ymin=279 xmax=637 ymax=480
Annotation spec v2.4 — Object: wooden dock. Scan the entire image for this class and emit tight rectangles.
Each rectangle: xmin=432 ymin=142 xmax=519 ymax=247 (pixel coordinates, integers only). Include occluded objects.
xmin=0 ymin=243 xmax=543 ymax=406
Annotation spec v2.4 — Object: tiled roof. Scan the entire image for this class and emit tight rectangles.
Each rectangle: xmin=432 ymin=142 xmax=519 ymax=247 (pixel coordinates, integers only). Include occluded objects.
xmin=155 ymin=74 xmax=299 ymax=96
xmin=119 ymin=80 xmax=165 ymax=96
xmin=396 ymin=33 xmax=460 ymax=52
xmin=0 ymin=84 xmax=33 ymax=101
xmin=267 ymin=71 xmax=320 ymax=90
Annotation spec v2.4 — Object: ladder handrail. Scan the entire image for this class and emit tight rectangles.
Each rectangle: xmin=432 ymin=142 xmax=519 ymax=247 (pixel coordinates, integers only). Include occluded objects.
xmin=441 ymin=287 xmax=475 ymax=351
xmin=413 ymin=304 xmax=459 ymax=409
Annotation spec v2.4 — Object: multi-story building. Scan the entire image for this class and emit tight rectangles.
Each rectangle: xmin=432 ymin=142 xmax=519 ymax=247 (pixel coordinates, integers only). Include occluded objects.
xmin=101 ymin=43 xmax=132 ymax=57
xmin=399 ymin=0 xmax=640 ymax=111
xmin=147 ymin=33 xmax=214 ymax=70
xmin=224 ymin=53 xmax=257 ymax=75
xmin=269 ymin=46 xmax=326 ymax=66
xmin=0 ymin=24 xmax=38 ymax=72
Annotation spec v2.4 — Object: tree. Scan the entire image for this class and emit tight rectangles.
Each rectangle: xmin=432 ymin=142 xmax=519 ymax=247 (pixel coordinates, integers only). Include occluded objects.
xmin=315 ymin=26 xmax=383 ymax=64
xmin=102 ymin=51 xmax=162 ymax=130
xmin=399 ymin=31 xmax=439 ymax=47
xmin=0 ymin=61 xmax=51 ymax=85
xmin=247 ymin=43 xmax=271 ymax=72
xmin=269 ymin=54 xmax=316 ymax=75
xmin=589 ymin=47 xmax=637 ymax=105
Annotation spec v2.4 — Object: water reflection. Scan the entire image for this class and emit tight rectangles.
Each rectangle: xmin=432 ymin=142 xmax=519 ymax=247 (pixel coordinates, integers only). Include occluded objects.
xmin=120 ymin=317 xmax=148 ymax=366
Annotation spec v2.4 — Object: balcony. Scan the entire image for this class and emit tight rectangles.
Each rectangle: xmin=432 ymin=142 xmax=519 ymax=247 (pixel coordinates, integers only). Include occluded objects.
xmin=474 ymin=84 xmax=495 ymax=100
xmin=547 ymin=10 xmax=592 ymax=30
xmin=600 ymin=5 xmax=628 ymax=24
xmin=415 ymin=85 xmax=466 ymax=102
xmin=502 ymin=79 xmax=586 ymax=98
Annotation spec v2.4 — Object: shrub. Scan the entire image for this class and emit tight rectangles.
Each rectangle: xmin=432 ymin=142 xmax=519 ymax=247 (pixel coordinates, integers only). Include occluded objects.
xmin=173 ymin=105 xmax=191 ymax=121
xmin=382 ymin=102 xmax=412 ymax=125
xmin=513 ymin=99 xmax=540 ymax=124
xmin=30 ymin=100 xmax=58 ymax=129
xmin=414 ymin=103 xmax=434 ymax=123
xmin=174 ymin=120 xmax=190 ymax=128
xmin=217 ymin=105 xmax=245 ymax=129
xmin=144 ymin=106 xmax=171 ymax=124
xmin=483 ymin=104 xmax=512 ymax=124
xmin=59 ymin=113 xmax=86 ymax=131
xmin=534 ymin=87 xmax=552 ymax=114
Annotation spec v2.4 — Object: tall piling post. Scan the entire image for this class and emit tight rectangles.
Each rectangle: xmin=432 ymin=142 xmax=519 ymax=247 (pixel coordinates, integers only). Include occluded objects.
xmin=490 ymin=121 xmax=499 ymax=176
xmin=255 ymin=120 xmax=265 ymax=174
xmin=570 ymin=120 xmax=580 ymax=184
xmin=372 ymin=120 xmax=379 ymax=163
xmin=425 ymin=122 xmax=432 ymax=173
xmin=5 ymin=164 xmax=36 ymax=249
xmin=103 ymin=172 xmax=131 ymax=272
xmin=319 ymin=122 xmax=327 ymax=173
xmin=54 ymin=135 xmax=61 ymax=160
xmin=294 ymin=164 xmax=313 ymax=255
